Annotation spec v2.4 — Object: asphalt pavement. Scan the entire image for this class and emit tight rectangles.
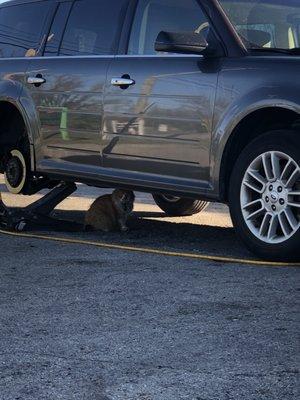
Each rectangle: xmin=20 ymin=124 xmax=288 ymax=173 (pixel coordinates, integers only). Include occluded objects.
xmin=0 ymin=179 xmax=299 ymax=400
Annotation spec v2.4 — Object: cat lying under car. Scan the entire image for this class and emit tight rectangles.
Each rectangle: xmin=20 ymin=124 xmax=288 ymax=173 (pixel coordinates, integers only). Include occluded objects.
xmin=85 ymin=189 xmax=135 ymax=232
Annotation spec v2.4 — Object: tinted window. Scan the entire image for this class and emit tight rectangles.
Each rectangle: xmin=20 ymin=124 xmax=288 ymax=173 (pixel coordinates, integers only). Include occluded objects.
xmin=0 ymin=1 xmax=51 ymax=58
xmin=44 ymin=2 xmax=72 ymax=57
xmin=219 ymin=0 xmax=300 ymax=50
xmin=128 ymin=0 xmax=210 ymax=55
xmin=60 ymin=0 xmax=128 ymax=56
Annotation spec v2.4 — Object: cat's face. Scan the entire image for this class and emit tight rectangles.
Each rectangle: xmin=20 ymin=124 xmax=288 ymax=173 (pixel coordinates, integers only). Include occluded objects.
xmin=113 ymin=190 xmax=135 ymax=214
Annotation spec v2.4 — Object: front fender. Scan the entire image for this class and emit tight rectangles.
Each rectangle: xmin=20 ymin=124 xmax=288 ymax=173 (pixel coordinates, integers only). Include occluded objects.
xmin=211 ymin=85 xmax=300 ymax=196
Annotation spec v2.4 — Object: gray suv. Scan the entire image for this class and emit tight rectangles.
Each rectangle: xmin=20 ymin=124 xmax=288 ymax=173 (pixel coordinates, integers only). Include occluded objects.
xmin=0 ymin=0 xmax=299 ymax=261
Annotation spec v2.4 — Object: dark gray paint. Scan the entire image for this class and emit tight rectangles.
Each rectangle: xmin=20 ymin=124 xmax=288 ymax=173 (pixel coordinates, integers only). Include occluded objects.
xmin=0 ymin=0 xmax=299 ymax=201
xmin=25 ymin=56 xmax=110 ymax=167
xmin=103 ymin=55 xmax=217 ymax=182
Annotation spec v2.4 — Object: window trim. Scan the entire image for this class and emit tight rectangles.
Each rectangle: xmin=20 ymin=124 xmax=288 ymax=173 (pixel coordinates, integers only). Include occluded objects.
xmin=57 ymin=0 xmax=75 ymax=56
xmin=40 ymin=1 xmax=61 ymax=56
xmin=42 ymin=1 xmax=73 ymax=57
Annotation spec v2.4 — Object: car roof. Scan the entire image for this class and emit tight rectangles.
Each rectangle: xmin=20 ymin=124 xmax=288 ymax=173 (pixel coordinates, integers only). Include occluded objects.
xmin=0 ymin=0 xmax=57 ymax=7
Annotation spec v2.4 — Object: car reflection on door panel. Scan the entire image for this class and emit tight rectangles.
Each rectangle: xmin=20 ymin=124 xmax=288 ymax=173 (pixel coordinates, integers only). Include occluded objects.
xmin=103 ymin=55 xmax=218 ymax=184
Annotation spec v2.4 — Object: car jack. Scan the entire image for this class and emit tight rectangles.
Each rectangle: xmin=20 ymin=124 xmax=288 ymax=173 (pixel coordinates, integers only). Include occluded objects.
xmin=0 ymin=182 xmax=83 ymax=232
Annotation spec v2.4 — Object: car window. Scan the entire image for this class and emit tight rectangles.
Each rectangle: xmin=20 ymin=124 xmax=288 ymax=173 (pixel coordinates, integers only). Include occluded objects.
xmin=235 ymin=23 xmax=274 ymax=47
xmin=59 ymin=0 xmax=128 ymax=56
xmin=219 ymin=0 xmax=300 ymax=50
xmin=44 ymin=2 xmax=72 ymax=57
xmin=128 ymin=0 xmax=210 ymax=55
xmin=0 ymin=1 xmax=51 ymax=58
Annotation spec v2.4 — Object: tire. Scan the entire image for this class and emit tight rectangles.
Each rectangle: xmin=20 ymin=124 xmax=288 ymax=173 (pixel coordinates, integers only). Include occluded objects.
xmin=152 ymin=194 xmax=208 ymax=216
xmin=229 ymin=130 xmax=300 ymax=262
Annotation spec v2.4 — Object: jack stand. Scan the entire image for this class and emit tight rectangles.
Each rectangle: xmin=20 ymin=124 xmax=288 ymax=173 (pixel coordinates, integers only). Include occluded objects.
xmin=0 ymin=182 xmax=83 ymax=232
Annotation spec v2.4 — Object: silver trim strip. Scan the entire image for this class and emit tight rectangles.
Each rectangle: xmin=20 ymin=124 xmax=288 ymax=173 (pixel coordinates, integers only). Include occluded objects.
xmin=111 ymin=77 xmax=135 ymax=86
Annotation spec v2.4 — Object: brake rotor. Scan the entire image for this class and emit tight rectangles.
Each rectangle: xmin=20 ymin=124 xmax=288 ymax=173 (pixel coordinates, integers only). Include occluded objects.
xmin=4 ymin=149 xmax=27 ymax=194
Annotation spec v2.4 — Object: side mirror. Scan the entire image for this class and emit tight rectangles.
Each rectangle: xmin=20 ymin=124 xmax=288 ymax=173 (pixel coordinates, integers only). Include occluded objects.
xmin=155 ymin=31 xmax=208 ymax=55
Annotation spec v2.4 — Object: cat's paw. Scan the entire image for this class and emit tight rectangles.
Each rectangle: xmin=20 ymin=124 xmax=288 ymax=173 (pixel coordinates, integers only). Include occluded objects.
xmin=120 ymin=225 xmax=129 ymax=232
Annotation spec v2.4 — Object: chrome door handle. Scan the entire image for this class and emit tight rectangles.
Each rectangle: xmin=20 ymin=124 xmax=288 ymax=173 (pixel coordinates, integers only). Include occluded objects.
xmin=111 ymin=77 xmax=135 ymax=87
xmin=27 ymin=76 xmax=46 ymax=86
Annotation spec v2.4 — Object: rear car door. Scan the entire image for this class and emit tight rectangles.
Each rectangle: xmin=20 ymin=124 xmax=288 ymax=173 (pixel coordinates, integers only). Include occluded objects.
xmin=25 ymin=0 xmax=128 ymax=171
xmin=103 ymin=0 xmax=219 ymax=187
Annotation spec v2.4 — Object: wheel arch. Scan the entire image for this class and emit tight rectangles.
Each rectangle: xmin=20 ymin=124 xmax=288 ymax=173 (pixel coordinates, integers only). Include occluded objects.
xmin=216 ymin=105 xmax=300 ymax=202
xmin=0 ymin=97 xmax=36 ymax=171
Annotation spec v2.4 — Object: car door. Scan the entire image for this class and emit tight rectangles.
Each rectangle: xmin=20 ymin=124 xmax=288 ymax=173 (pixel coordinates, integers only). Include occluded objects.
xmin=25 ymin=0 xmax=129 ymax=170
xmin=103 ymin=0 xmax=219 ymax=186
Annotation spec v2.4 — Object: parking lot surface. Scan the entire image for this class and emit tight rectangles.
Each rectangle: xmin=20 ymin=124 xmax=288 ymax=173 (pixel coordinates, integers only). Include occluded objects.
xmin=0 ymin=179 xmax=299 ymax=400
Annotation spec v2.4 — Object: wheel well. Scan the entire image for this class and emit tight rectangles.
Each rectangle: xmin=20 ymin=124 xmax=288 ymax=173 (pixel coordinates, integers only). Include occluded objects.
xmin=220 ymin=107 xmax=300 ymax=202
xmin=0 ymin=101 xmax=29 ymax=173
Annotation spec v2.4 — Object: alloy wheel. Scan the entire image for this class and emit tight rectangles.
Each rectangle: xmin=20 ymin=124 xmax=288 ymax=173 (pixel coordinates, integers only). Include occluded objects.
xmin=240 ymin=151 xmax=300 ymax=244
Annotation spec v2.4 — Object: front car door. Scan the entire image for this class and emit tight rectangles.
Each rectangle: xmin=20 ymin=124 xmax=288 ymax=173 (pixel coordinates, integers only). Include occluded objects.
xmin=25 ymin=0 xmax=129 ymax=171
xmin=103 ymin=0 xmax=220 ymax=192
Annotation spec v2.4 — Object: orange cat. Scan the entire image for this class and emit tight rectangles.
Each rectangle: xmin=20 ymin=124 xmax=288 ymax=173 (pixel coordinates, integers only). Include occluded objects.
xmin=85 ymin=189 xmax=135 ymax=232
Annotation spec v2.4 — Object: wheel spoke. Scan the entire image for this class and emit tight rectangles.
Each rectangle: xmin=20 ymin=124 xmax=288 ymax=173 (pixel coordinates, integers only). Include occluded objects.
xmin=287 ymin=202 xmax=300 ymax=209
xmin=268 ymin=215 xmax=278 ymax=240
xmin=283 ymin=208 xmax=299 ymax=230
xmin=278 ymin=212 xmax=290 ymax=237
xmin=243 ymin=180 xmax=264 ymax=194
xmin=242 ymin=199 xmax=263 ymax=210
xmin=248 ymin=170 xmax=267 ymax=186
xmin=271 ymin=152 xmax=281 ymax=180
xmin=280 ymin=160 xmax=292 ymax=181
xmin=262 ymin=153 xmax=273 ymax=181
xmin=285 ymin=167 xmax=300 ymax=188
xmin=289 ymin=190 xmax=300 ymax=196
xmin=244 ymin=170 xmax=266 ymax=194
xmin=246 ymin=204 xmax=265 ymax=221
xmin=259 ymin=213 xmax=271 ymax=237
xmin=267 ymin=214 xmax=278 ymax=240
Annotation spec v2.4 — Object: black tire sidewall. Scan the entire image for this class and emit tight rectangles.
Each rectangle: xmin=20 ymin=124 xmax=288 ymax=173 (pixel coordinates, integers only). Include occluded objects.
xmin=152 ymin=195 xmax=208 ymax=216
xmin=229 ymin=130 xmax=300 ymax=262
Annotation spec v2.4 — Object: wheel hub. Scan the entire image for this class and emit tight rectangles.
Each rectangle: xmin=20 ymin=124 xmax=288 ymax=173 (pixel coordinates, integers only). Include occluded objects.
xmin=263 ymin=181 xmax=288 ymax=214
xmin=6 ymin=156 xmax=23 ymax=188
